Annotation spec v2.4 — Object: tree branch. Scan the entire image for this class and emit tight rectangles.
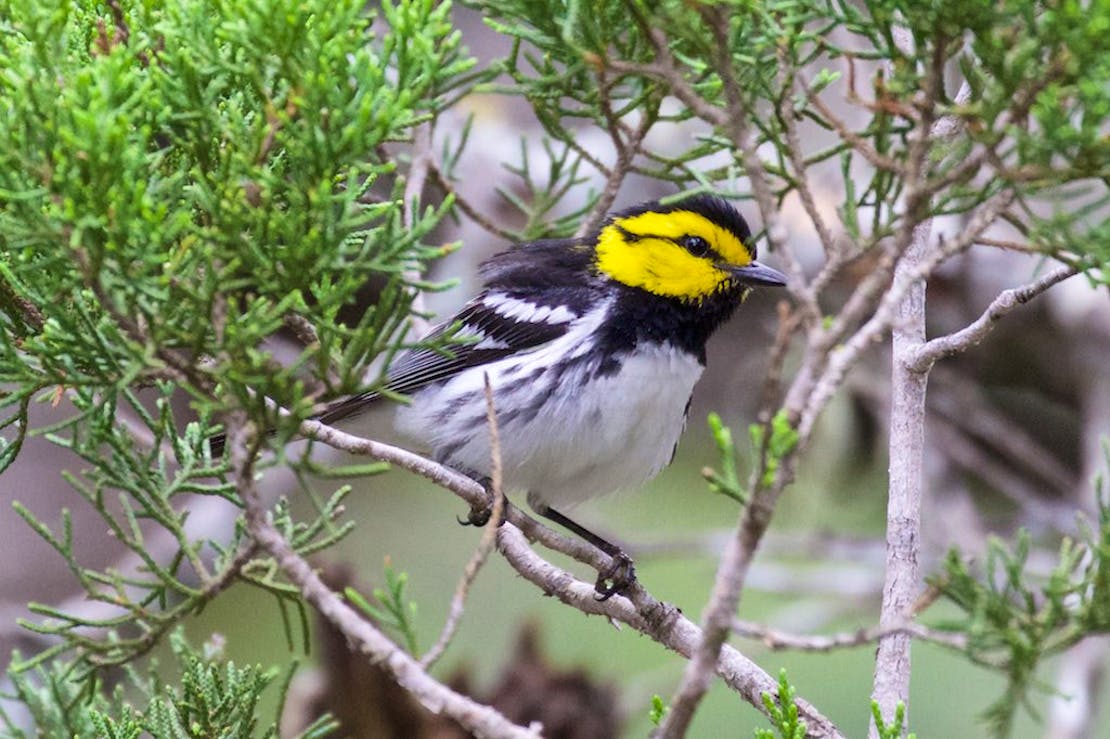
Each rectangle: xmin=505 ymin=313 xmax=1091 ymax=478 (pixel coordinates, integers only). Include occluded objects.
xmin=871 ymin=215 xmax=929 ymax=734
xmin=653 ymin=7 xmax=807 ymax=733
xmin=574 ymin=69 xmax=654 ymax=238
xmin=797 ymin=187 xmax=1016 ymax=442
xmin=228 ymin=413 xmax=541 ymax=739
xmin=801 ymin=73 xmax=904 ymax=174
xmin=868 ymin=29 xmax=942 ymax=734
xmin=699 ymin=7 xmax=789 ymax=259
xmin=780 ymin=66 xmax=837 ymax=261
xmin=296 ymin=417 xmax=843 ymax=735
xmin=495 ymin=525 xmax=845 ymax=738
xmin=908 ymin=264 xmax=1079 ymax=372
xmin=732 ymin=617 xmax=967 ymax=653
xmin=431 ymin=165 xmax=520 ymax=243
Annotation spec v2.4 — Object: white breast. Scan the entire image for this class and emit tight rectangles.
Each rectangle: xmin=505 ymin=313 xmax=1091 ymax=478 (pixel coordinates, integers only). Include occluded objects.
xmin=393 ymin=300 xmax=704 ymax=510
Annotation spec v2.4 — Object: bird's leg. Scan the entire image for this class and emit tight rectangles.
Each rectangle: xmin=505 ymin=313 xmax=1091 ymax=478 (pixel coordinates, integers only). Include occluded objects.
xmin=532 ymin=503 xmax=636 ymax=600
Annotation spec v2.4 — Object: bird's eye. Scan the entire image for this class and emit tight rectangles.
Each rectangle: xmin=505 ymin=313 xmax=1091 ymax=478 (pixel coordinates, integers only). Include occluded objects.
xmin=681 ymin=235 xmax=711 ymax=257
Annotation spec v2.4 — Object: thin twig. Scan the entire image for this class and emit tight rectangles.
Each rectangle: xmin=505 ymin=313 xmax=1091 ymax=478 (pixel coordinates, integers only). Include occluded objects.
xmin=77 ymin=249 xmax=214 ymax=392
xmin=908 ymin=264 xmax=1078 ymax=372
xmin=780 ymin=63 xmax=837 ymax=260
xmin=228 ymin=413 xmax=541 ymax=739
xmin=699 ymin=6 xmax=789 ymax=258
xmin=574 ymin=70 xmax=654 ymax=238
xmin=811 ymin=248 xmax=898 ymax=354
xmin=801 ymin=73 xmax=904 ymax=174
xmin=431 ymin=166 xmax=519 ymax=243
xmin=806 ymin=66 xmax=992 ymax=358
xmin=604 ymin=23 xmax=728 ymax=129
xmin=773 ymin=75 xmax=830 ymax=327
xmin=732 ymin=617 xmax=967 ymax=653
xmin=420 ymin=375 xmax=506 ymax=669
xmin=655 ymin=8 xmax=824 ymax=733
xmin=299 ymin=415 xmax=620 ymax=576
xmin=606 ymin=57 xmax=726 ymax=127
xmin=972 ymin=236 xmax=1039 ymax=253
xmin=756 ymin=302 xmax=804 ymax=421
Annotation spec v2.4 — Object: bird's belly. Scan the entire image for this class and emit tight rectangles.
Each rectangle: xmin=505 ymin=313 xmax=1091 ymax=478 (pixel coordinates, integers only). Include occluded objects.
xmin=394 ymin=344 xmax=704 ymax=509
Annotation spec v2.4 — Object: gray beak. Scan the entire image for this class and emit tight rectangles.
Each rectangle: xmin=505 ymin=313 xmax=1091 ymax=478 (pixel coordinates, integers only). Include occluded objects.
xmin=728 ymin=261 xmax=787 ymax=287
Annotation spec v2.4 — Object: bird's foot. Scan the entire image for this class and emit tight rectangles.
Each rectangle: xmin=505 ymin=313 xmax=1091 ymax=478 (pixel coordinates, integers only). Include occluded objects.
xmin=594 ymin=551 xmax=636 ymax=601
xmin=457 ymin=502 xmax=492 ymax=527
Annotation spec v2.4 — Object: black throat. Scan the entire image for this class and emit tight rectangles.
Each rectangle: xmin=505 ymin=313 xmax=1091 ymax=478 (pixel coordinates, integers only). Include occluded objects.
xmin=591 ymin=284 xmax=747 ymax=372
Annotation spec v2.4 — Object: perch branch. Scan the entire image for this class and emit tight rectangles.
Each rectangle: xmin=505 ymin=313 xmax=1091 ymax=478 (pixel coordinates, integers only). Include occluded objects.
xmin=229 ymin=413 xmax=541 ymax=739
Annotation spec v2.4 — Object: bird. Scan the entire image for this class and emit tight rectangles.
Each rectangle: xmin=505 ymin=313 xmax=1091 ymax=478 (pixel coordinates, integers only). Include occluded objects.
xmin=313 ymin=193 xmax=787 ymax=599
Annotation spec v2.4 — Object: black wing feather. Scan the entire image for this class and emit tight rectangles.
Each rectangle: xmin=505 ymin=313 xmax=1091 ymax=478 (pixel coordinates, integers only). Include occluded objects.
xmin=387 ymin=299 xmax=571 ymax=393
xmin=316 ymin=239 xmax=600 ymax=427
xmin=316 ymin=297 xmax=570 ymax=425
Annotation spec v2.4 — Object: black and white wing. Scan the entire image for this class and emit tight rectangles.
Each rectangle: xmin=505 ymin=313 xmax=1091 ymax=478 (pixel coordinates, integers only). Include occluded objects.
xmin=318 ymin=240 xmax=599 ymax=425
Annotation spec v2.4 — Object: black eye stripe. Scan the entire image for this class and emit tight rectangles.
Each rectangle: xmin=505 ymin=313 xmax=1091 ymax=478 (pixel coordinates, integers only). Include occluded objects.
xmin=615 ymin=224 xmax=641 ymax=242
xmin=614 ymin=227 xmax=724 ymax=261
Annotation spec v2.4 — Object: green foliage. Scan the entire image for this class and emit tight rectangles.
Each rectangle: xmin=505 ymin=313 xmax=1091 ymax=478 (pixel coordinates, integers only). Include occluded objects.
xmin=648 ymin=694 xmax=668 ymax=726
xmin=705 ymin=410 xmax=800 ymax=503
xmin=932 ymin=467 xmax=1110 ymax=737
xmin=871 ymin=700 xmax=914 ymax=739
xmin=8 ymin=386 xmax=237 ymax=670
xmin=143 ymin=633 xmax=277 ymax=738
xmin=703 ymin=412 xmax=746 ymax=503
xmin=7 ymin=389 xmax=351 ymax=671
xmin=0 ymin=0 xmax=475 ymax=450
xmin=473 ymin=0 xmax=835 ymax=196
xmin=1 ymin=629 xmax=337 ymax=738
xmin=0 ymin=0 xmax=479 ymax=679
xmin=749 ymin=411 xmax=799 ymax=489
xmin=471 ymin=0 xmax=1108 ymax=274
xmin=754 ymin=669 xmax=806 ymax=739
xmin=496 ymin=140 xmax=594 ymax=241
xmin=345 ymin=560 xmax=420 ymax=654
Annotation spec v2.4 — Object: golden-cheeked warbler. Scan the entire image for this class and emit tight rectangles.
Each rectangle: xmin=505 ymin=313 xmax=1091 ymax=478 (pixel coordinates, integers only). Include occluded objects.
xmin=319 ymin=194 xmax=786 ymax=598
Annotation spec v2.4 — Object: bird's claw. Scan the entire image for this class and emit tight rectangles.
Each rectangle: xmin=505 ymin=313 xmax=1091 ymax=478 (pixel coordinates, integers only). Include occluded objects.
xmin=594 ymin=552 xmax=636 ymax=601
xmin=457 ymin=504 xmax=492 ymax=527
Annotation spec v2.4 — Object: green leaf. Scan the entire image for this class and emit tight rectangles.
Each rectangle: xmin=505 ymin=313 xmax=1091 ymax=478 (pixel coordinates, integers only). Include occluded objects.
xmin=345 ymin=558 xmax=420 ymax=654
xmin=703 ymin=412 xmax=746 ymax=503
xmin=649 ymin=694 xmax=668 ymax=726
xmin=756 ymin=669 xmax=807 ymax=739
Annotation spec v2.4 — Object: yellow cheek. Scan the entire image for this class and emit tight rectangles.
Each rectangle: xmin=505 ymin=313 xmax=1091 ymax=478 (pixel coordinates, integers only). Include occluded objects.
xmin=596 ymin=228 xmax=730 ymax=300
